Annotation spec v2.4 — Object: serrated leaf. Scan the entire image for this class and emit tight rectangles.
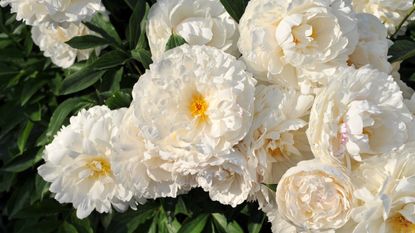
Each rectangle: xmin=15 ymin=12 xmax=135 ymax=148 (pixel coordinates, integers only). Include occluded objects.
xmin=131 ymin=48 xmax=152 ymax=69
xmin=66 ymin=35 xmax=108 ymax=49
xmin=219 ymin=0 xmax=249 ymax=23
xmin=178 ymin=214 xmax=209 ymax=233
xmin=389 ymin=40 xmax=415 ymax=63
xmin=165 ymin=34 xmax=187 ymax=51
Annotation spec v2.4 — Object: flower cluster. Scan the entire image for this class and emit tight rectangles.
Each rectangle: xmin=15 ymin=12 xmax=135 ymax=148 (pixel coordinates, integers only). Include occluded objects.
xmin=2 ymin=0 xmax=410 ymax=232
xmin=0 ymin=0 xmax=105 ymax=68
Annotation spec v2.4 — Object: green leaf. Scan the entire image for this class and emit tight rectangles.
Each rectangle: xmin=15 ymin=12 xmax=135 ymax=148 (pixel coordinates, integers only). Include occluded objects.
xmin=124 ymin=0 xmax=137 ymax=9
xmin=2 ymin=148 xmax=42 ymax=173
xmin=128 ymin=0 xmax=147 ymax=49
xmin=44 ymin=97 xmax=95 ymax=141
xmin=20 ymin=79 xmax=48 ymax=106
xmin=85 ymin=14 xmax=122 ymax=45
xmin=60 ymin=68 xmax=106 ymax=95
xmin=34 ymin=174 xmax=49 ymax=202
xmin=14 ymin=199 xmax=64 ymax=219
xmin=389 ymin=40 xmax=415 ymax=63
xmin=61 ymin=222 xmax=78 ymax=233
xmin=105 ymin=90 xmax=132 ymax=109
xmin=70 ymin=213 xmax=94 ymax=233
xmin=178 ymin=214 xmax=209 ymax=233
xmin=131 ymin=48 xmax=152 ymax=69
xmin=91 ymin=50 xmax=129 ymax=71
xmin=248 ymin=215 xmax=265 ymax=233
xmin=165 ymin=34 xmax=187 ymax=51
xmin=227 ymin=221 xmax=243 ymax=233
xmin=219 ymin=0 xmax=249 ymax=23
xmin=211 ymin=213 xmax=227 ymax=233
xmin=174 ymin=197 xmax=191 ymax=217
xmin=15 ymin=219 xmax=59 ymax=233
xmin=66 ymin=35 xmax=108 ymax=49
xmin=17 ymin=120 xmax=33 ymax=154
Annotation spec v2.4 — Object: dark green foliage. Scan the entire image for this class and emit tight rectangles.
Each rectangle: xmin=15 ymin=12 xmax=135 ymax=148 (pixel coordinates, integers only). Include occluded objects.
xmin=1 ymin=0 xmax=415 ymax=232
xmin=0 ymin=1 xmax=270 ymax=233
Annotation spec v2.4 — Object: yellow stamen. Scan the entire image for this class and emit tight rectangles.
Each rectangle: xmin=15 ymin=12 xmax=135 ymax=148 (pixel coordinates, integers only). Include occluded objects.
xmin=189 ymin=92 xmax=208 ymax=124
xmin=388 ymin=214 xmax=415 ymax=233
xmin=85 ymin=157 xmax=111 ymax=179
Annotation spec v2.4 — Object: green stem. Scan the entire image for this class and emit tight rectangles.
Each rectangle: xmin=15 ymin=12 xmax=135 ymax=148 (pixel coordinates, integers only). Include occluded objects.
xmin=391 ymin=5 xmax=415 ymax=39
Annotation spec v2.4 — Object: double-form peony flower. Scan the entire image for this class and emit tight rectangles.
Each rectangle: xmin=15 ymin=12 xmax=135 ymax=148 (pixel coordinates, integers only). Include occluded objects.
xmin=349 ymin=143 xmax=415 ymax=233
xmin=0 ymin=0 xmax=105 ymax=25
xmin=241 ymin=85 xmax=314 ymax=209
xmin=111 ymin=108 xmax=196 ymax=200
xmin=307 ymin=66 xmax=413 ymax=167
xmin=132 ymin=44 xmax=257 ymax=207
xmin=352 ymin=0 xmax=415 ymax=34
xmin=146 ymin=0 xmax=239 ymax=61
xmin=349 ymin=13 xmax=392 ymax=73
xmin=238 ymin=0 xmax=358 ymax=90
xmin=38 ymin=106 xmax=134 ymax=219
xmin=276 ymin=159 xmax=354 ymax=232
xmin=31 ymin=22 xmax=97 ymax=68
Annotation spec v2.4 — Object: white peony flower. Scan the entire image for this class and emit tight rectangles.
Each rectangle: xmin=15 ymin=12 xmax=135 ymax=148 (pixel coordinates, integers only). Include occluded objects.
xmin=195 ymin=146 xmax=256 ymax=207
xmin=276 ymin=159 xmax=354 ymax=232
xmin=350 ymin=142 xmax=415 ymax=233
xmin=307 ymin=66 xmax=413 ymax=167
xmin=111 ymin=108 xmax=196 ymax=200
xmin=31 ymin=22 xmax=97 ymax=68
xmin=352 ymin=0 xmax=415 ymax=34
xmin=0 ymin=0 xmax=48 ymax=25
xmin=146 ymin=0 xmax=239 ymax=61
xmin=349 ymin=13 xmax=392 ymax=73
xmin=0 ymin=0 xmax=105 ymax=25
xmin=238 ymin=0 xmax=358 ymax=89
xmin=38 ymin=106 xmax=133 ymax=219
xmin=242 ymin=85 xmax=314 ymax=203
xmin=132 ymin=44 xmax=256 ymax=159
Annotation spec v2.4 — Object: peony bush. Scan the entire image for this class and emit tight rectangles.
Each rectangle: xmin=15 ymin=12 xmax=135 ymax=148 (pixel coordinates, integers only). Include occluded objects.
xmin=1 ymin=0 xmax=415 ymax=232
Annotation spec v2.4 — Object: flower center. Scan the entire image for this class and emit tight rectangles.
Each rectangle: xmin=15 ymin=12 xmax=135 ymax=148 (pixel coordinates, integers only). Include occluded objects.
xmin=86 ymin=157 xmax=111 ymax=179
xmin=189 ymin=92 xmax=208 ymax=124
xmin=389 ymin=214 xmax=415 ymax=233
xmin=292 ymin=23 xmax=315 ymax=48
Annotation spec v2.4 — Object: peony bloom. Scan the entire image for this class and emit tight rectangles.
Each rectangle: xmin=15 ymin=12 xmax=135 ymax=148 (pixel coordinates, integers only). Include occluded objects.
xmin=38 ymin=106 xmax=133 ymax=219
xmin=349 ymin=13 xmax=392 ymax=73
xmin=0 ymin=0 xmax=105 ymax=25
xmin=307 ymin=66 xmax=413 ymax=167
xmin=242 ymin=85 xmax=314 ymax=203
xmin=111 ymin=108 xmax=196 ymax=200
xmin=31 ymin=22 xmax=97 ymax=68
xmin=146 ymin=0 xmax=239 ymax=61
xmin=352 ymin=0 xmax=415 ymax=34
xmin=195 ymin=146 xmax=256 ymax=207
xmin=276 ymin=159 xmax=354 ymax=231
xmin=350 ymin=143 xmax=415 ymax=233
xmin=132 ymin=44 xmax=256 ymax=158
xmin=0 ymin=0 xmax=48 ymax=25
xmin=238 ymin=0 xmax=358 ymax=89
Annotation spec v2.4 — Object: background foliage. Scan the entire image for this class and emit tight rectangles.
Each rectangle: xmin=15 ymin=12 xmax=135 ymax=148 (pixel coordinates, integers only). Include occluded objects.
xmin=0 ymin=0 xmax=414 ymax=232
